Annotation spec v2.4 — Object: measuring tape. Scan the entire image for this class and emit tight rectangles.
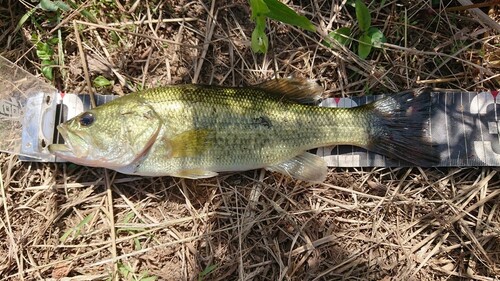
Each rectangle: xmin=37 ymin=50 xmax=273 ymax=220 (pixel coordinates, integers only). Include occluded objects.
xmin=315 ymin=90 xmax=500 ymax=167
xmin=14 ymin=90 xmax=500 ymax=167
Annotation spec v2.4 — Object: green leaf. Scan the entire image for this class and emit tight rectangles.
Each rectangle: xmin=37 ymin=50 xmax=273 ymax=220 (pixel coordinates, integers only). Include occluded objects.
xmin=346 ymin=0 xmax=356 ymax=7
xmin=251 ymin=17 xmax=268 ymax=53
xmin=36 ymin=51 xmax=51 ymax=61
xmin=118 ymin=262 xmax=132 ymax=278
xmin=14 ymin=7 xmax=37 ymax=34
xmin=249 ymin=0 xmax=270 ymax=20
xmin=31 ymin=33 xmax=39 ymax=43
xmin=263 ymin=0 xmax=315 ymax=31
xmin=59 ymin=224 xmax=72 ymax=243
xmin=54 ymin=1 xmax=71 ymax=11
xmin=40 ymin=0 xmax=59 ymax=11
xmin=48 ymin=37 xmax=59 ymax=45
xmin=251 ymin=28 xmax=268 ymax=53
xmin=199 ymin=264 xmax=217 ymax=280
xmin=355 ymin=0 xmax=371 ymax=32
xmin=74 ymin=214 xmax=93 ymax=236
xmin=59 ymin=213 xmax=93 ymax=242
xmin=110 ymin=30 xmax=120 ymax=44
xmin=134 ymin=237 xmax=142 ymax=250
xmin=327 ymin=27 xmax=352 ymax=46
xmin=122 ymin=212 xmax=135 ymax=223
xmin=36 ymin=42 xmax=54 ymax=61
xmin=93 ymin=75 xmax=112 ymax=87
xmin=358 ymin=33 xmax=372 ymax=59
xmin=367 ymin=27 xmax=386 ymax=48
xmin=66 ymin=0 xmax=98 ymax=23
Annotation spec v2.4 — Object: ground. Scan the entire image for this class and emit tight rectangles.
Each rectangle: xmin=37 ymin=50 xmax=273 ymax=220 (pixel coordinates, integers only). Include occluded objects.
xmin=0 ymin=0 xmax=499 ymax=280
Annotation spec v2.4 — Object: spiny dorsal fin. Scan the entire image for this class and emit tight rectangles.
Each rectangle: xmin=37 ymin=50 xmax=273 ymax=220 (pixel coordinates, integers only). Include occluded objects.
xmin=254 ymin=78 xmax=323 ymax=104
xmin=266 ymin=152 xmax=327 ymax=182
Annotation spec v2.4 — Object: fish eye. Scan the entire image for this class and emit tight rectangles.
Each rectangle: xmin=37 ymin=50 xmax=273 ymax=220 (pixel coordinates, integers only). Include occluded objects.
xmin=79 ymin=112 xmax=95 ymax=127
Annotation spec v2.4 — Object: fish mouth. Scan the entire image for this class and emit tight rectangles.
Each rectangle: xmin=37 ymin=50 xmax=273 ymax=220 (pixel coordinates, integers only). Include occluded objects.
xmin=48 ymin=124 xmax=89 ymax=159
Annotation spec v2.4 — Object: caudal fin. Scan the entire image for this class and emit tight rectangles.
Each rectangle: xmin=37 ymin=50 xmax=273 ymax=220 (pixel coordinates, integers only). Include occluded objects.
xmin=366 ymin=88 xmax=440 ymax=166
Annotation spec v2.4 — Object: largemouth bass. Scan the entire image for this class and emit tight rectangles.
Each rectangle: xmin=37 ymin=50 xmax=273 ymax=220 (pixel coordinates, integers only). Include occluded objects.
xmin=48 ymin=78 xmax=438 ymax=182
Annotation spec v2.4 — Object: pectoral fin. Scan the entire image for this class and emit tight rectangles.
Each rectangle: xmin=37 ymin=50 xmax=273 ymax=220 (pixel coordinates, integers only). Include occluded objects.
xmin=171 ymin=169 xmax=218 ymax=179
xmin=266 ymin=152 xmax=327 ymax=182
xmin=167 ymin=129 xmax=214 ymax=158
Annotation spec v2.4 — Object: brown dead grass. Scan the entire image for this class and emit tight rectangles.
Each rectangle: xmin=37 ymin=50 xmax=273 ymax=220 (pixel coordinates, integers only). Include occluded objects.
xmin=1 ymin=0 xmax=500 ymax=280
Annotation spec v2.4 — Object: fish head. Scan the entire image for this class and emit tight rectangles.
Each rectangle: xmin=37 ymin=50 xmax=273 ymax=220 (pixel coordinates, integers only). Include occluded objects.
xmin=48 ymin=97 xmax=161 ymax=168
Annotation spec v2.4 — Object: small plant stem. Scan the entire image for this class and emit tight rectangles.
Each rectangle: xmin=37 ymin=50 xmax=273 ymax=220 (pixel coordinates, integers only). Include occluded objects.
xmin=445 ymin=0 xmax=500 ymax=12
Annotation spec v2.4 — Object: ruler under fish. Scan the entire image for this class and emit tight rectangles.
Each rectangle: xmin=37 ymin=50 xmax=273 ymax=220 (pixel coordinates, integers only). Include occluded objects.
xmin=316 ymin=90 xmax=500 ymax=167
xmin=3 ymin=55 xmax=497 ymax=167
xmin=28 ymin=89 xmax=499 ymax=167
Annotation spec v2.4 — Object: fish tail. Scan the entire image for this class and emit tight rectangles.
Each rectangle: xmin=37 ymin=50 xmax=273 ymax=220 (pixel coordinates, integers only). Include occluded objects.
xmin=365 ymin=88 xmax=440 ymax=166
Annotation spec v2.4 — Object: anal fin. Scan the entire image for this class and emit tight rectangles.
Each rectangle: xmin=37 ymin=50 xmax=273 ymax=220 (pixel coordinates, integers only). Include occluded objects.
xmin=171 ymin=169 xmax=219 ymax=179
xmin=266 ymin=152 xmax=327 ymax=182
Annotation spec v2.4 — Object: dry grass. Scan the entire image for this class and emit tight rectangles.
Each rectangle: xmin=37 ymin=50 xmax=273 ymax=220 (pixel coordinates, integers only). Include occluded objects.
xmin=1 ymin=0 xmax=500 ymax=280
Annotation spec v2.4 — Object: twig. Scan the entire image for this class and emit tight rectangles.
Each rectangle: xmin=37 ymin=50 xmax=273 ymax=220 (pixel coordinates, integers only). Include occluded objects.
xmin=104 ymin=170 xmax=118 ymax=279
xmin=445 ymin=0 xmax=500 ymax=12
xmin=105 ymin=17 xmax=198 ymax=26
xmin=73 ymin=20 xmax=96 ymax=108
xmin=193 ymin=0 xmax=217 ymax=83
xmin=0 ymin=167 xmax=24 ymax=281
xmin=456 ymin=0 xmax=500 ymax=32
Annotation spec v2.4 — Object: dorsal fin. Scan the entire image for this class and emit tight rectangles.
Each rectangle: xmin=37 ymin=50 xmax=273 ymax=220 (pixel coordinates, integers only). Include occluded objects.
xmin=254 ymin=78 xmax=323 ymax=104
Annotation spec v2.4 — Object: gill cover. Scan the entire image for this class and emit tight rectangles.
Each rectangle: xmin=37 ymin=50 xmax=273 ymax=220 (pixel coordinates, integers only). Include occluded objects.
xmin=50 ymin=95 xmax=162 ymax=168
